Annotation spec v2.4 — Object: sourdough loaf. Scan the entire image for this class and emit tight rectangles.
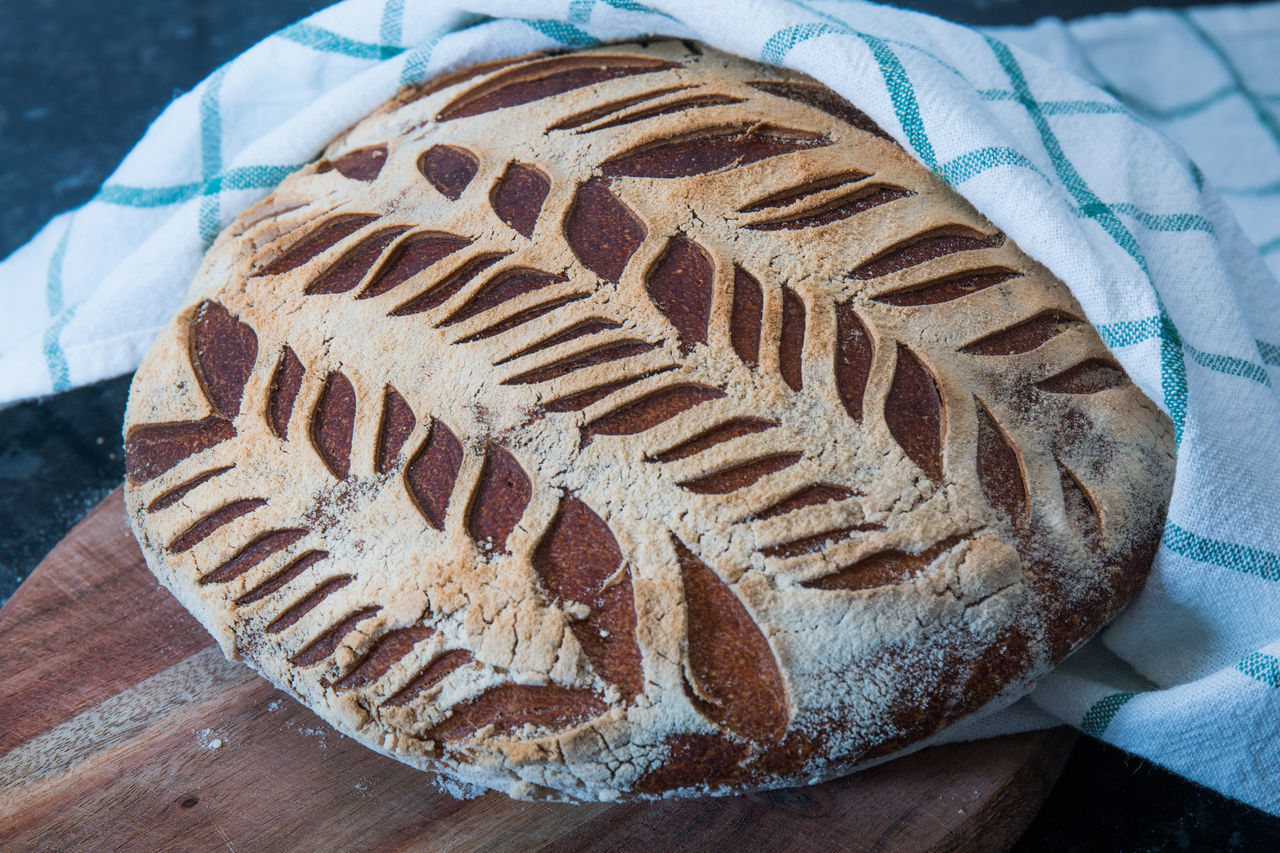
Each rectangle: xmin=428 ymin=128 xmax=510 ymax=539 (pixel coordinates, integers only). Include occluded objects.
xmin=123 ymin=40 xmax=1175 ymax=801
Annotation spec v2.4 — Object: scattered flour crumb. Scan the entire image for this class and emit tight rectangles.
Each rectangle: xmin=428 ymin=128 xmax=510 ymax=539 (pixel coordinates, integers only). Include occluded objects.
xmin=267 ymin=699 xmax=283 ymax=712
xmin=430 ymin=775 xmax=485 ymax=800
xmin=196 ymin=728 xmax=226 ymax=750
xmin=295 ymin=725 xmax=330 ymax=753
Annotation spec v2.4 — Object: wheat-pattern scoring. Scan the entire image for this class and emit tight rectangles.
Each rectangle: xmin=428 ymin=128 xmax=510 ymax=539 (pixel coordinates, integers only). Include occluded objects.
xmin=123 ymin=42 xmax=1174 ymax=800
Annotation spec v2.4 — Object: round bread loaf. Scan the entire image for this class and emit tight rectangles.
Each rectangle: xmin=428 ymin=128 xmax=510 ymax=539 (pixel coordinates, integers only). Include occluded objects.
xmin=123 ymin=40 xmax=1175 ymax=801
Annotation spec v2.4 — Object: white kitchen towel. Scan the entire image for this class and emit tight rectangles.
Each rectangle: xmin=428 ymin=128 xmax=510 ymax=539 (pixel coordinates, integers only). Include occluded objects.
xmin=2 ymin=0 xmax=1278 ymax=815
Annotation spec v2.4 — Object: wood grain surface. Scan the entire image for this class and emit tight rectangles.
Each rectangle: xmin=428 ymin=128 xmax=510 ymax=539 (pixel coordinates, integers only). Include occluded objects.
xmin=0 ymin=487 xmax=1075 ymax=852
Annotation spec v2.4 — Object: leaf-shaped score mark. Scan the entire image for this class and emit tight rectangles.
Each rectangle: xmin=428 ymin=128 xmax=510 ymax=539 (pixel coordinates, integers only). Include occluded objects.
xmin=458 ymin=294 xmax=594 ymax=346
xmin=885 ymin=345 xmax=944 ymax=484
xmin=779 ymin=286 xmax=806 ymax=391
xmin=291 ymin=606 xmax=381 ymax=667
xmin=1058 ymin=459 xmax=1103 ymax=551
xmin=600 ymin=124 xmax=831 ymax=179
xmin=504 ymin=340 xmax=656 ymax=387
xmin=760 ymin=522 xmax=883 ymax=560
xmin=541 ymin=366 xmax=677 ymax=414
xmin=565 ymin=178 xmax=646 ymax=282
xmin=311 ymin=372 xmax=357 ymax=480
xmin=168 ymin=499 xmax=266 ymax=553
xmin=236 ymin=550 xmax=328 ymax=607
xmin=975 ymin=400 xmax=1027 ymax=525
xmin=466 ymin=444 xmax=532 ymax=554
xmin=1036 ymin=358 xmax=1130 ymax=394
xmin=257 ymin=214 xmax=379 ymax=276
xmin=419 ymin=145 xmax=478 ymax=201
xmin=405 ymin=419 xmax=464 ymax=530
xmin=581 ymin=384 xmax=724 ymax=447
xmin=496 ymin=318 xmax=623 ymax=366
xmin=678 ymin=453 xmax=802 ymax=495
xmin=960 ymin=310 xmax=1080 ymax=356
xmin=266 ymin=576 xmax=355 ymax=634
xmin=490 ymin=162 xmax=550 ymax=238
xmin=854 ymin=227 xmax=1005 ymax=281
xmin=730 ymin=266 xmax=763 ymax=366
xmin=752 ymin=484 xmax=856 ymax=521
xmin=390 ymin=253 xmax=508 ymax=318
xmin=267 ymin=347 xmax=305 ymax=440
xmin=802 ymin=535 xmax=966 ymax=592
xmin=645 ymin=235 xmax=713 ymax=354
xmin=125 ymin=300 xmax=257 ymax=484
xmin=647 ymin=417 xmax=777 ymax=464
xmin=375 ymin=387 xmax=416 ymax=474
xmin=673 ymin=537 xmax=788 ymax=743
xmin=199 ymin=528 xmax=308 ymax=585
xmin=834 ymin=302 xmax=873 ymax=421
xmin=739 ymin=171 xmax=868 ymax=213
xmin=425 ymin=684 xmax=608 ymax=742
xmin=534 ymin=497 xmax=644 ymax=701
xmin=437 ymin=54 xmax=678 ymax=121
xmin=747 ymin=79 xmax=894 ymax=141
xmin=191 ymin=301 xmax=258 ymax=419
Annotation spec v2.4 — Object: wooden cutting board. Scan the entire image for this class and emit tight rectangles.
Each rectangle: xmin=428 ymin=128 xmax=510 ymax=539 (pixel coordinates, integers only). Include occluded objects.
xmin=0 ymin=487 xmax=1074 ymax=851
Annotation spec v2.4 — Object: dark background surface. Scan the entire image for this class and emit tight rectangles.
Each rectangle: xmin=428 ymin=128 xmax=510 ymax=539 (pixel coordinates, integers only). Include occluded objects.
xmin=2 ymin=0 xmax=1279 ymax=849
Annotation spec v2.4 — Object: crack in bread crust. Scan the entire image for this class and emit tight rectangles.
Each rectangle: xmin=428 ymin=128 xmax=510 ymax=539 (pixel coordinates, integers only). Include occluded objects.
xmin=123 ymin=40 xmax=1175 ymax=802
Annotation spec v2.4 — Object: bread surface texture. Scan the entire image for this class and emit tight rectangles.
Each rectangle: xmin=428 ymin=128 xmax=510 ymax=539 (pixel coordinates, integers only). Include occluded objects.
xmin=123 ymin=41 xmax=1175 ymax=801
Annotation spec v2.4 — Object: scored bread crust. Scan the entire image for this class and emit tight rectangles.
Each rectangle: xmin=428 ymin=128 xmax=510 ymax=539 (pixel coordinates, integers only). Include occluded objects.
xmin=123 ymin=41 xmax=1175 ymax=801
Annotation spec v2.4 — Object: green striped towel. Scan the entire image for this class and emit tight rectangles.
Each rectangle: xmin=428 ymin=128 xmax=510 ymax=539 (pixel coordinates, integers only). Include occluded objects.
xmin=2 ymin=0 xmax=1278 ymax=815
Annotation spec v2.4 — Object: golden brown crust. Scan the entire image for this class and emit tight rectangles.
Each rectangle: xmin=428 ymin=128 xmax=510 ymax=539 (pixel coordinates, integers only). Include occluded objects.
xmin=123 ymin=41 xmax=1174 ymax=801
